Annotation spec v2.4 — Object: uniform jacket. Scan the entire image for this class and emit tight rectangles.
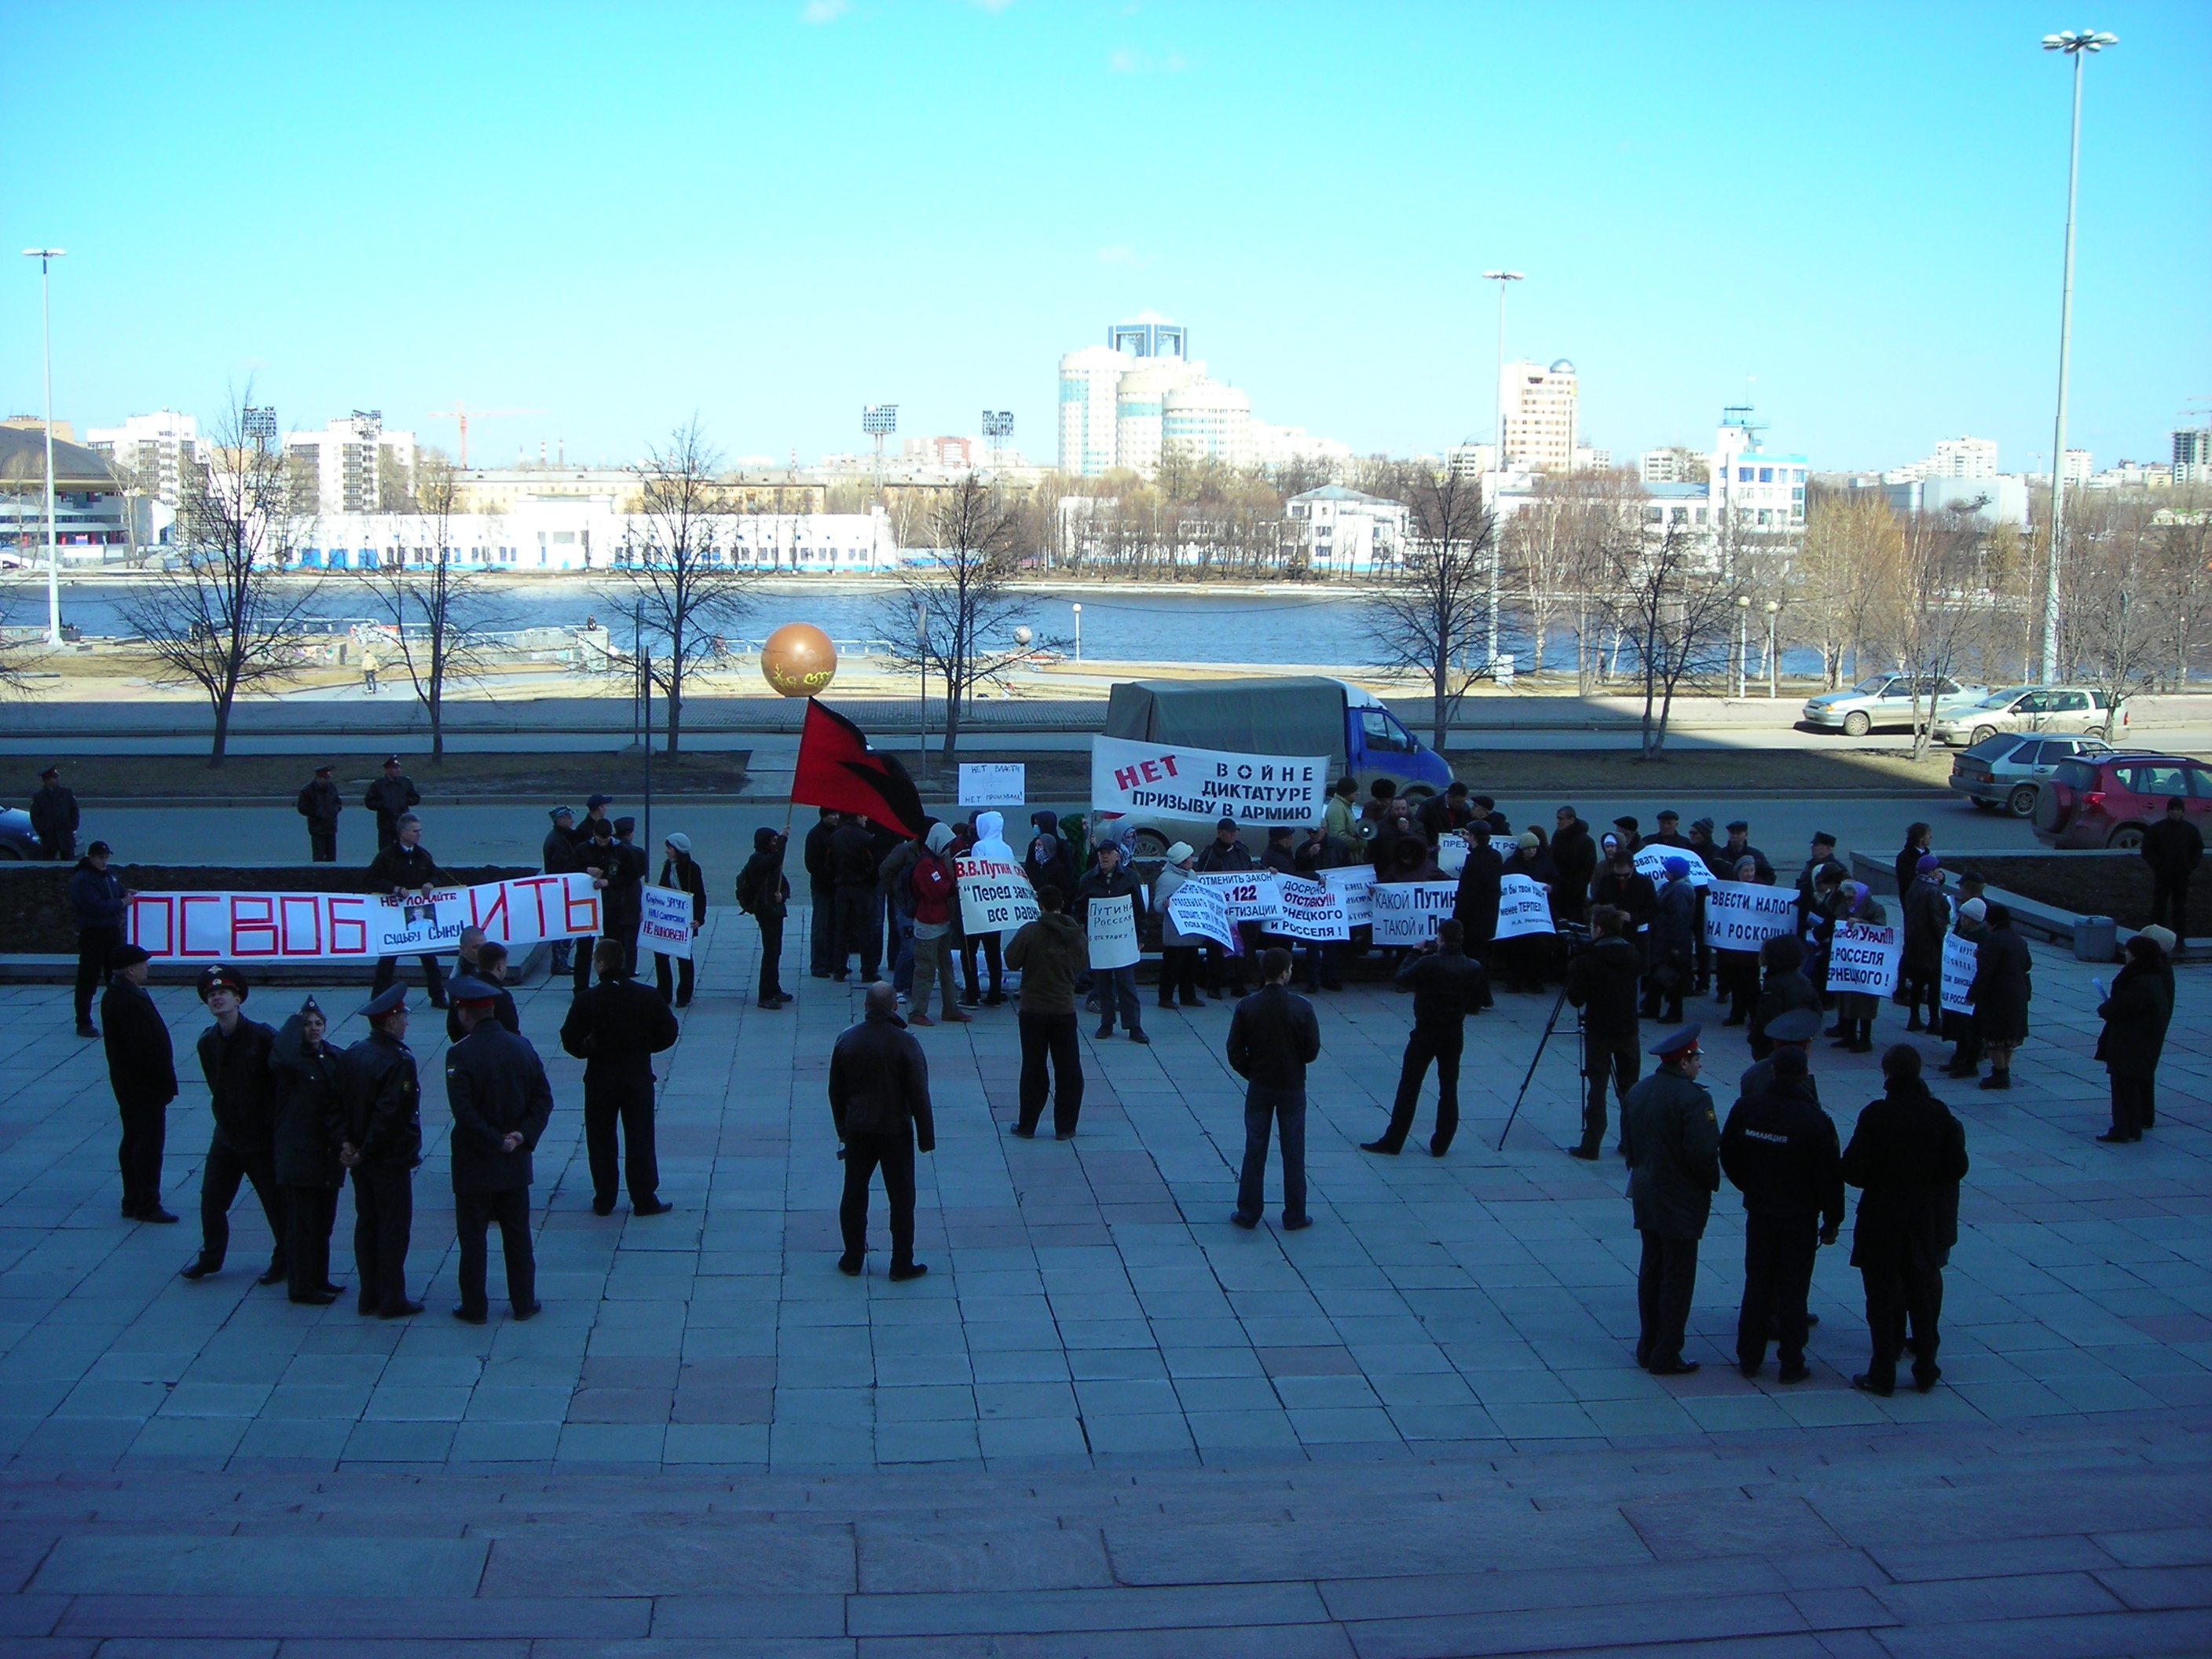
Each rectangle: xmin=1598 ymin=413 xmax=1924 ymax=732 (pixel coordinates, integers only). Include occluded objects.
xmin=364 ymin=774 xmax=420 ymax=829
xmin=1453 ymin=840 xmax=1503 ymax=943
xmin=197 ymin=1018 xmax=279 ymax=1156
xmin=1005 ymin=913 xmax=1087 ymax=1013
xmin=445 ymin=982 xmax=520 ymax=1045
xmin=541 ymin=826 xmax=574 ymax=875
xmin=445 ymin=1024 xmax=555 ymax=1194
xmin=1965 ymin=924 xmax=2032 ymax=1045
xmin=296 ymin=778 xmax=343 ymax=830
xmin=30 ymin=783 xmax=78 ymax=852
xmin=828 ymin=1009 xmax=935 ymax=1148
xmin=1720 ymin=1078 xmax=1844 ymax=1229
xmin=68 ymin=863 xmax=126 ymax=930
xmin=574 ymin=833 xmax=633 ymax=924
xmin=658 ymin=855 xmax=708 ymax=926
xmin=1566 ymin=933 xmax=1643 ymax=1039
xmin=1840 ymin=1077 xmax=1968 ymax=1271
xmin=338 ymin=1031 xmax=423 ymax=1170
xmin=1226 ymin=984 xmax=1321 ymax=1090
xmin=2096 ymin=959 xmax=2174 ymax=1080
xmin=367 ymin=840 xmax=450 ymax=894
xmin=559 ymin=971 xmax=679 ymax=1081
xmin=101 ymin=980 xmax=176 ymax=1110
xmin=269 ymin=1015 xmax=346 ymax=1188
xmin=1072 ymin=862 xmax=1146 ymax=932
xmin=1736 ymin=1053 xmax=1820 ymax=1108
xmin=1621 ymin=1066 xmax=1721 ymax=1240
xmin=2142 ymin=815 xmax=2204 ymax=881
xmin=1394 ymin=947 xmax=1490 ymax=1024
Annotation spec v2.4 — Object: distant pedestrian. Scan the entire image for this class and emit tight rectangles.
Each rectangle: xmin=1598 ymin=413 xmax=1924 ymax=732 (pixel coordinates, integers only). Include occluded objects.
xmin=367 ymin=815 xmax=451 ymax=1006
xmin=297 ymin=764 xmax=343 ymax=862
xmin=1720 ymin=1045 xmax=1842 ymax=1382
xmin=804 ymin=808 xmax=840 ymax=979
xmin=179 ymin=966 xmax=286 ymax=1288
xmin=2095 ymin=928 xmax=2174 ymax=1144
xmin=828 ymin=981 xmax=936 ymax=1280
xmin=101 ymin=942 xmax=177 ymax=1223
xmin=1074 ymin=839 xmax=1147 ymax=1044
xmin=561 ymin=938 xmax=679 ymax=1217
xmin=654 ymin=833 xmax=707 ymax=1007
xmin=68 ymin=839 xmax=127 ymax=1038
xmin=1965 ymin=903 xmax=2032 ymax=1090
xmin=363 ymin=756 xmax=419 ymax=850
xmin=829 ymin=811 xmax=884 ymax=983
xmin=903 ymin=823 xmax=969 ymax=1028
xmin=339 ymin=985 xmax=424 ymax=1319
xmin=1841 ymin=1045 xmax=1968 ymax=1396
xmin=1227 ymin=948 xmax=1321 ymax=1232
xmin=734 ymin=826 xmax=793 ymax=1009
xmin=1154 ymin=843 xmax=1207 ymax=1009
xmin=1363 ymin=919 xmax=1488 ymax=1158
xmin=445 ymin=973 xmax=554 ymax=1324
xmin=542 ymin=806 xmax=577 ymax=975
xmin=1005 ymin=884 xmax=1089 ymax=1137
xmin=30 ymin=764 xmax=78 ymax=861
xmin=360 ymin=646 xmax=380 ymax=695
xmin=270 ymin=997 xmax=346 ymax=1305
xmin=1620 ymin=1024 xmax=1719 ymax=1375
xmin=2141 ymin=797 xmax=2201 ymax=949
xmin=1566 ymin=906 xmax=1643 ymax=1160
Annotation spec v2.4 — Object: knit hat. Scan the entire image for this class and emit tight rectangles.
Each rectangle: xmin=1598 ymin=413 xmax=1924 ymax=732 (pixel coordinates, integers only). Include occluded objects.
xmin=1517 ymin=830 xmax=1540 ymax=851
xmin=1958 ymin=897 xmax=1987 ymax=922
xmin=1165 ymin=841 xmax=1194 ymax=864
xmin=1916 ymin=852 xmax=1942 ymax=874
xmin=1664 ymin=857 xmax=1690 ymax=879
xmin=2139 ymin=924 xmax=2177 ymax=954
xmin=665 ymin=832 xmax=692 ymax=854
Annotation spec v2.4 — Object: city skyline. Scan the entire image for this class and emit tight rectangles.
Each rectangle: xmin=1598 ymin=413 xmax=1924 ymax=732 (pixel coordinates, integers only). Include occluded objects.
xmin=5 ymin=2 xmax=2207 ymax=475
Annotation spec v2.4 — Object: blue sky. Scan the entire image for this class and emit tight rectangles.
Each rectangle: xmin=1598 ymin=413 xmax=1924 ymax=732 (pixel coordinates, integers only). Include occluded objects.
xmin=7 ymin=1 xmax=2207 ymax=475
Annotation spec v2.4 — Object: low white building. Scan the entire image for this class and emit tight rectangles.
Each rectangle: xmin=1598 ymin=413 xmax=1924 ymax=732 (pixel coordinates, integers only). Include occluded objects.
xmin=1286 ymin=484 xmax=1406 ymax=573
xmin=295 ymin=500 xmax=898 ymax=573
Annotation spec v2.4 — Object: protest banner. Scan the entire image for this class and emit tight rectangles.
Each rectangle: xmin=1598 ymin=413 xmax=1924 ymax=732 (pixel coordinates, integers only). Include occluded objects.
xmin=1635 ymin=845 xmax=1711 ymax=888
xmin=638 ymin=886 xmax=694 ymax=960
xmin=1320 ymin=866 xmax=1375 ymax=927
xmin=1369 ymin=880 xmax=1459 ymax=946
xmin=1086 ymin=892 xmax=1139 ymax=969
xmin=124 ymin=873 xmax=601 ymax=964
xmin=1704 ymin=880 xmax=1799 ymax=949
xmin=1186 ymin=870 xmax=1284 ymax=924
xmin=958 ymin=763 xmax=1025 ymax=807
xmin=1492 ymin=835 xmax=1522 ymax=860
xmin=1274 ymin=874 xmax=1350 ymax=942
xmin=956 ymin=857 xmax=1038 ymax=936
xmin=1164 ymin=877 xmax=1234 ymax=947
xmin=1828 ymin=920 xmax=1903 ymax=997
xmin=1940 ymin=930 xmax=1978 ymax=1015
xmin=1436 ymin=833 xmax=1467 ymax=877
xmin=1494 ymin=873 xmax=1555 ymax=939
xmin=1090 ymin=735 xmax=1328 ymax=830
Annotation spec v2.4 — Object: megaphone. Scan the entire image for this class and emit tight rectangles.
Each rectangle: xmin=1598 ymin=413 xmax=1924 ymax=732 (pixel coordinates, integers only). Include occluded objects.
xmin=1357 ymin=820 xmax=1379 ymax=843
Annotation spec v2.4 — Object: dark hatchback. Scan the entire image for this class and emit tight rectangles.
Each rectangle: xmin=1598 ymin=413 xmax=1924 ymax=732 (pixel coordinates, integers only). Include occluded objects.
xmin=0 ymin=808 xmax=38 ymax=859
xmin=1949 ymin=734 xmax=2112 ymax=818
xmin=2034 ymin=751 xmax=2212 ymax=849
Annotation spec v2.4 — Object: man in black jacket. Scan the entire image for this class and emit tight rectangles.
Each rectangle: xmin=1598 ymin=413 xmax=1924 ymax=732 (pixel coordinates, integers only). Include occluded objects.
xmin=1074 ymin=840 xmax=1148 ymax=1043
xmin=2141 ymin=796 xmax=2203 ymax=947
xmin=611 ymin=818 xmax=650 ymax=971
xmin=181 ymin=966 xmax=286 ymax=1287
xmin=1415 ymin=782 xmax=1477 ymax=844
xmin=1194 ymin=816 xmax=1259 ymax=997
xmin=68 ymin=840 xmax=128 ymax=1038
xmin=446 ymin=975 xmax=555 ymax=1324
xmin=1841 ymin=1045 xmax=1968 ymax=1395
xmin=1550 ymin=808 xmax=1598 ymax=925
xmin=101 ymin=943 xmax=177 ymax=1222
xmin=827 ymin=812 xmax=883 ymax=982
xmin=445 ymin=932 xmax=521 ymax=1042
xmin=1364 ymin=921 xmax=1489 ymax=1157
xmin=297 ymin=764 xmax=343 ymax=862
xmin=338 ymin=985 xmax=424 ymax=1318
xmin=803 ymin=808 xmax=840 ymax=978
xmin=572 ymin=816 xmax=626 ymax=994
xmin=828 ymin=982 xmax=936 ymax=1280
xmin=368 ymin=815 xmax=452 ymax=1005
xmin=270 ymin=997 xmax=346 ymax=1304
xmin=364 ymin=756 xmax=420 ymax=850
xmin=1620 ymin=1024 xmax=1720 ymax=1375
xmin=1227 ymin=949 xmax=1323 ymax=1231
xmin=562 ymin=938 xmax=680 ymax=1217
xmin=30 ymin=764 xmax=77 ymax=861
xmin=1452 ymin=831 xmax=1503 ymax=965
xmin=1720 ymin=1045 xmax=1843 ymax=1382
xmin=736 ymin=826 xmax=793 ymax=1009
xmin=1566 ymin=907 xmax=1643 ymax=1160
xmin=542 ymin=806 xmax=577 ymax=974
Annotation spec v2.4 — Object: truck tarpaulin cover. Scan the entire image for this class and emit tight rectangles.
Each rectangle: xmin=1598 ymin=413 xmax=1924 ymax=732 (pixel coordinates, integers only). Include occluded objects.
xmin=1104 ymin=677 xmax=1353 ymax=776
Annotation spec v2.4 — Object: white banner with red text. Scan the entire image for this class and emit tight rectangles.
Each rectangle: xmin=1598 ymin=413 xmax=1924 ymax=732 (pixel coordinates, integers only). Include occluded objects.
xmin=1090 ymin=735 xmax=1329 ymax=830
xmin=124 ymin=873 xmax=602 ymax=964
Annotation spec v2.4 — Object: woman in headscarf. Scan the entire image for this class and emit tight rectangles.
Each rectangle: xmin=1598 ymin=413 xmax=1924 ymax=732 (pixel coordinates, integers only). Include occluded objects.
xmin=1830 ymin=881 xmax=1887 ymax=1053
xmin=269 ymin=997 xmax=346 ymax=1306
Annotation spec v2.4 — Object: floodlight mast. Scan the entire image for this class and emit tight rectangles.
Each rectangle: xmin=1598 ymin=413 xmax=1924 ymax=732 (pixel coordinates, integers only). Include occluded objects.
xmin=862 ymin=405 xmax=898 ymax=493
xmin=20 ymin=248 xmax=66 ymax=646
xmin=982 ymin=410 xmax=1013 ymax=469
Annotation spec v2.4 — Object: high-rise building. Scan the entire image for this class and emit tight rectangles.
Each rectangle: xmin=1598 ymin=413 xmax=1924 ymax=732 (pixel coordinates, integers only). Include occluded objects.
xmin=2174 ymin=429 xmax=2211 ymax=484
xmin=1162 ymin=381 xmax=1252 ymax=469
xmin=284 ymin=412 xmax=416 ymax=516
xmin=1499 ymin=359 xmax=1578 ymax=474
xmin=2062 ymin=449 xmax=2092 ymax=485
xmin=1108 ymin=313 xmax=1188 ymax=361
xmin=1114 ymin=357 xmax=1207 ymax=475
xmin=1930 ymin=436 xmax=1998 ymax=478
xmin=1057 ymin=345 xmax=1129 ymax=478
xmin=86 ymin=411 xmax=202 ymax=505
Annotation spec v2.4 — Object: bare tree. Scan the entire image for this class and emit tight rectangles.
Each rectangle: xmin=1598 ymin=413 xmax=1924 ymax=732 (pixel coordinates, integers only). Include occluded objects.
xmin=2060 ymin=493 xmax=2171 ymax=738
xmin=1889 ymin=504 xmax=1990 ymax=759
xmin=604 ymin=419 xmax=756 ymax=756
xmin=354 ymin=450 xmax=500 ymax=764
xmin=117 ymin=390 xmax=313 ymax=767
xmin=1364 ymin=463 xmax=1496 ymax=749
xmin=1595 ymin=522 xmax=1744 ymax=759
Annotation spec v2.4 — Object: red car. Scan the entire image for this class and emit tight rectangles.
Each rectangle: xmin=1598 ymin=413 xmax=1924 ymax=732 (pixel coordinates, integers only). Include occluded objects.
xmin=2034 ymin=750 xmax=2212 ymax=849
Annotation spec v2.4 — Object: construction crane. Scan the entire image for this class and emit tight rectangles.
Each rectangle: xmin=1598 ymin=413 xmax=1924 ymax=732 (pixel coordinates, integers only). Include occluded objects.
xmin=427 ymin=402 xmax=545 ymax=468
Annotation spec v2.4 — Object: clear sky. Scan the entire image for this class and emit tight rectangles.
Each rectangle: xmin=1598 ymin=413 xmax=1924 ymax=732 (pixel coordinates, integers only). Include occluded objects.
xmin=7 ymin=1 xmax=2207 ymax=476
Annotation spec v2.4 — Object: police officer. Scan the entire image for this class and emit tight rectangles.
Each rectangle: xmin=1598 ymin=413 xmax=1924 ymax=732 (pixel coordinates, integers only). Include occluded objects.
xmin=542 ymin=807 xmax=577 ymax=976
xmin=337 ymin=986 xmax=424 ymax=1318
xmin=368 ymin=814 xmax=452 ymax=1005
xmin=364 ymin=756 xmax=421 ymax=850
xmin=1620 ymin=1024 xmax=1719 ymax=1375
xmin=1719 ymin=1044 xmax=1843 ymax=1382
xmin=1739 ymin=1006 xmax=1822 ymax=1104
xmin=101 ymin=942 xmax=177 ymax=1223
xmin=445 ymin=973 xmax=553 ymax=1324
xmin=271 ymin=996 xmax=347 ymax=1305
xmin=561 ymin=938 xmax=679 ymax=1217
xmin=68 ymin=839 xmax=128 ymax=1039
xmin=298 ymin=764 xmax=343 ymax=862
xmin=179 ymin=966 xmax=285 ymax=1286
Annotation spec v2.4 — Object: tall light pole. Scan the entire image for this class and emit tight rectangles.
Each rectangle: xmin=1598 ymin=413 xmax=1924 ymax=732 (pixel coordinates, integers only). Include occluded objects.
xmin=20 ymin=248 xmax=66 ymax=646
xmin=1481 ymin=269 xmax=1522 ymax=672
xmin=2038 ymin=27 xmax=2117 ymax=683
xmin=1736 ymin=595 xmax=1752 ymax=698
xmin=1765 ymin=600 xmax=1781 ymax=699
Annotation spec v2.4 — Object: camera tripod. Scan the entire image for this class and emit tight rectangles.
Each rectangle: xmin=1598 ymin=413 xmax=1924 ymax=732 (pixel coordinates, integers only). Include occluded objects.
xmin=1497 ymin=982 xmax=1587 ymax=1151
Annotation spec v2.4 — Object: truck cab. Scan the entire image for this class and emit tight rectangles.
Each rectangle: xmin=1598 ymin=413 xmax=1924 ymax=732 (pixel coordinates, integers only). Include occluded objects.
xmin=1342 ymin=684 xmax=1453 ymax=799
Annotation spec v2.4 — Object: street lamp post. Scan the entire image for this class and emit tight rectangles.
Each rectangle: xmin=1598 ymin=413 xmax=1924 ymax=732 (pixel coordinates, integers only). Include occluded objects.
xmin=1481 ymin=269 xmax=1523 ymax=674
xmin=1071 ymin=602 xmax=1082 ymax=663
xmin=20 ymin=248 xmax=66 ymax=646
xmin=1765 ymin=600 xmax=1781 ymax=699
xmin=1736 ymin=595 xmax=1753 ymax=698
xmin=2038 ymin=27 xmax=2118 ymax=683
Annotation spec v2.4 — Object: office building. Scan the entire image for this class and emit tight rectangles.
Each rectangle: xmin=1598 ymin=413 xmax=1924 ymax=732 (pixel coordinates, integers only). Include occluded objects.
xmin=1108 ymin=313 xmax=1188 ymax=361
xmin=1286 ymin=485 xmax=1407 ymax=573
xmin=1057 ymin=345 xmax=1129 ymax=478
xmin=1499 ymin=359 xmax=1578 ymax=474
xmin=86 ymin=411 xmax=202 ymax=506
xmin=284 ymin=412 xmax=416 ymax=516
xmin=1885 ymin=435 xmax=1999 ymax=485
xmin=0 ymin=425 xmax=144 ymax=562
xmin=296 ymin=503 xmax=895 ymax=573
xmin=1161 ymin=381 xmax=1252 ymax=470
xmin=1711 ymin=407 xmax=1808 ymax=533
xmin=2174 ymin=429 xmax=2210 ymax=485
xmin=1639 ymin=446 xmax=1709 ymax=485
xmin=1114 ymin=357 xmax=1208 ymax=475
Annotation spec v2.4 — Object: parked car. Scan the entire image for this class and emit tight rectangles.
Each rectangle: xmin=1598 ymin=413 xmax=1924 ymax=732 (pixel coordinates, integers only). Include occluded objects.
xmin=2033 ymin=750 xmax=2212 ymax=849
xmin=1932 ymin=683 xmax=2127 ymax=748
xmin=1801 ymin=673 xmax=1986 ymax=736
xmin=1949 ymin=734 xmax=2112 ymax=817
xmin=0 ymin=808 xmax=39 ymax=859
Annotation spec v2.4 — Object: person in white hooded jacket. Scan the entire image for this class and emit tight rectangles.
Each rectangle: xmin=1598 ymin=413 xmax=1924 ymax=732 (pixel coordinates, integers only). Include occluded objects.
xmin=960 ymin=811 xmax=1015 ymax=1005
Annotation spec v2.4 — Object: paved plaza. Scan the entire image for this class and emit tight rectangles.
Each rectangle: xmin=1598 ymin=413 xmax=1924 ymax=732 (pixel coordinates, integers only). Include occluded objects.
xmin=0 ymin=908 xmax=2204 ymax=1654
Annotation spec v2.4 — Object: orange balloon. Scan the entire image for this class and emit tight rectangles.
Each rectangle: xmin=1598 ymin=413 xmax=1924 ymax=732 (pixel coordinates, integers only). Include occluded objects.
xmin=760 ymin=622 xmax=837 ymax=698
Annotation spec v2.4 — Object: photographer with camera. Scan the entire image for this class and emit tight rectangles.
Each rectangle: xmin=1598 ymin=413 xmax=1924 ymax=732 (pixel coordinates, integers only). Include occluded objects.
xmin=1566 ymin=906 xmax=1642 ymax=1162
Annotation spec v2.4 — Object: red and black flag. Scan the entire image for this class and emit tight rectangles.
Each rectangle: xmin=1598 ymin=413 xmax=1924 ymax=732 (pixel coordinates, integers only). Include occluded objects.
xmin=790 ymin=699 xmax=928 ymax=840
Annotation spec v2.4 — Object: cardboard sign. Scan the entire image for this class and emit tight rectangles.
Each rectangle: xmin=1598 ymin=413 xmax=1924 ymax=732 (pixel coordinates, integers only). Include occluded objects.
xmin=1494 ymin=873 xmax=1555 ymax=940
xmin=956 ymin=857 xmax=1038 ymax=936
xmin=1274 ymin=875 xmax=1350 ymax=942
xmin=1941 ymin=930 xmax=1978 ymax=1015
xmin=1491 ymin=835 xmax=1521 ymax=860
xmin=958 ymin=763 xmax=1026 ymax=807
xmin=1369 ymin=880 xmax=1459 ymax=946
xmin=1635 ymin=845 xmax=1711 ymax=889
xmin=1090 ymin=735 xmax=1328 ymax=830
xmin=1086 ymin=892 xmax=1139 ymax=969
xmin=1164 ymin=878 xmax=1234 ymax=947
xmin=124 ymin=874 xmax=601 ymax=964
xmin=1704 ymin=880 xmax=1799 ymax=949
xmin=639 ymin=885 xmax=694 ymax=960
xmin=1436 ymin=832 xmax=1467 ymax=877
xmin=1827 ymin=920 xmax=1903 ymax=998
xmin=1321 ymin=866 xmax=1375 ymax=927
xmin=1185 ymin=870 xmax=1284 ymax=923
